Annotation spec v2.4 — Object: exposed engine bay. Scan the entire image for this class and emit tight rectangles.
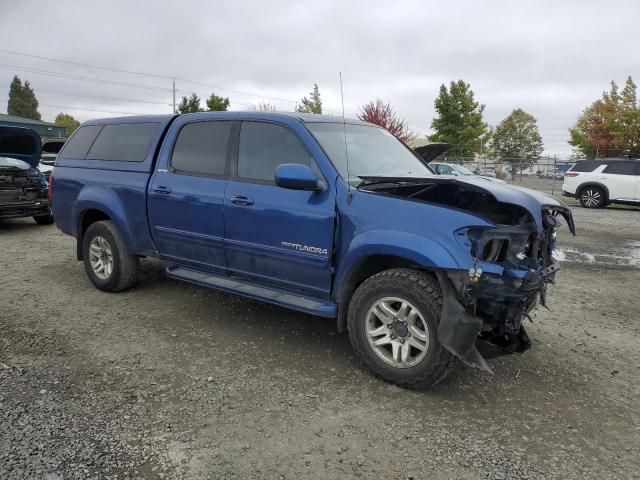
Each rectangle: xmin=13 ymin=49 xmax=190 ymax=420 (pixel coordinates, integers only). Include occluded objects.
xmin=359 ymin=176 xmax=576 ymax=371
xmin=0 ymin=161 xmax=50 ymax=219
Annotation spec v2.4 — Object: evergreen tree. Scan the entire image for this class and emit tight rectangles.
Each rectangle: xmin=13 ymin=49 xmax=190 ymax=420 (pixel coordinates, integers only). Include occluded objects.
xmin=177 ymin=93 xmax=203 ymax=114
xmin=54 ymin=113 xmax=81 ymax=136
xmin=490 ymin=108 xmax=544 ymax=176
xmin=206 ymin=92 xmax=230 ymax=111
xmin=428 ymin=80 xmax=487 ymax=158
xmin=7 ymin=75 xmax=41 ymax=120
xmin=296 ymin=84 xmax=322 ymax=114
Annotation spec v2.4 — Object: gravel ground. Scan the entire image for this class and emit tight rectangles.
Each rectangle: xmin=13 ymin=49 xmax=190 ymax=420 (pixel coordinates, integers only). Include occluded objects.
xmin=1 ymin=201 xmax=639 ymax=479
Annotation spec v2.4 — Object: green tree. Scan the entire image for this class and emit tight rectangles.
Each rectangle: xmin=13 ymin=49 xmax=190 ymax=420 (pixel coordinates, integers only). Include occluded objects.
xmin=54 ymin=113 xmax=81 ymax=136
xmin=428 ymin=80 xmax=487 ymax=158
xmin=296 ymin=84 xmax=322 ymax=114
xmin=490 ymin=108 xmax=544 ymax=176
xmin=7 ymin=75 xmax=41 ymax=120
xmin=569 ymin=77 xmax=640 ymax=157
xmin=206 ymin=92 xmax=230 ymax=111
xmin=177 ymin=93 xmax=203 ymax=114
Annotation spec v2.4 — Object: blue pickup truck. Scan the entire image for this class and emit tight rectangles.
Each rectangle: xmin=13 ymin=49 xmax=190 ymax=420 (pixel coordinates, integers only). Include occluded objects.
xmin=51 ymin=112 xmax=575 ymax=388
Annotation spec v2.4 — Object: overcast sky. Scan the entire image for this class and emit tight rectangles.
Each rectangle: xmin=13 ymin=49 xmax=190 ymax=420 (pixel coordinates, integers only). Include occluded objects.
xmin=1 ymin=0 xmax=638 ymax=156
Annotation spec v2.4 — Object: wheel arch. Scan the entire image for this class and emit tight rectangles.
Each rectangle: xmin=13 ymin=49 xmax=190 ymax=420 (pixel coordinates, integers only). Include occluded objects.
xmin=335 ymin=254 xmax=444 ymax=333
xmin=577 ymin=182 xmax=610 ymax=202
xmin=76 ymin=209 xmax=113 ymax=260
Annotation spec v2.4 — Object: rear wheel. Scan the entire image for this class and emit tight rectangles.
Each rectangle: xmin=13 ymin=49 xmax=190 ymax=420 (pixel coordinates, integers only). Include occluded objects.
xmin=347 ymin=268 xmax=456 ymax=389
xmin=579 ymin=186 xmax=605 ymax=208
xmin=82 ymin=220 xmax=138 ymax=292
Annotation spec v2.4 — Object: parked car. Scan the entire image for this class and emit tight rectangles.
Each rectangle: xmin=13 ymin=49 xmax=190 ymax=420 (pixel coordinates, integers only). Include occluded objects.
xmin=429 ymin=161 xmax=505 ymax=183
xmin=562 ymin=158 xmax=640 ymax=208
xmin=480 ymin=169 xmax=497 ymax=178
xmin=0 ymin=126 xmax=53 ymax=224
xmin=412 ymin=145 xmax=504 ymax=183
xmin=51 ymin=112 xmax=575 ymax=388
xmin=39 ymin=139 xmax=66 ymax=180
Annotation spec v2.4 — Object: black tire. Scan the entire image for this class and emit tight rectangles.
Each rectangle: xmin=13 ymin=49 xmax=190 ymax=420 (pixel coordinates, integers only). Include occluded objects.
xmin=347 ymin=268 xmax=456 ymax=389
xmin=579 ymin=186 xmax=606 ymax=208
xmin=82 ymin=220 xmax=138 ymax=292
xmin=33 ymin=214 xmax=54 ymax=225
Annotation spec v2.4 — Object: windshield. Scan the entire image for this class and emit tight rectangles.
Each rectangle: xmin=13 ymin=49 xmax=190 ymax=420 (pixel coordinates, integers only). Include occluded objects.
xmin=452 ymin=164 xmax=474 ymax=176
xmin=306 ymin=123 xmax=433 ymax=182
xmin=0 ymin=156 xmax=31 ymax=169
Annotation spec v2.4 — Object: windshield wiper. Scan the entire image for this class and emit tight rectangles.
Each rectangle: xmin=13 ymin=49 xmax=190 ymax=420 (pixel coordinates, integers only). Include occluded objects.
xmin=357 ymin=176 xmax=430 ymax=188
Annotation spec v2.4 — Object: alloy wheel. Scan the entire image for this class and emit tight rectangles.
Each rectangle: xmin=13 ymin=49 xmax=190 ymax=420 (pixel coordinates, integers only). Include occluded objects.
xmin=581 ymin=189 xmax=601 ymax=208
xmin=365 ymin=297 xmax=430 ymax=368
xmin=89 ymin=236 xmax=114 ymax=280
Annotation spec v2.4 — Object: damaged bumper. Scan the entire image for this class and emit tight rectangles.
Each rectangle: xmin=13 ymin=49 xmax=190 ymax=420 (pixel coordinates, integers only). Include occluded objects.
xmin=0 ymin=200 xmax=50 ymax=219
xmin=434 ymin=208 xmax=572 ymax=373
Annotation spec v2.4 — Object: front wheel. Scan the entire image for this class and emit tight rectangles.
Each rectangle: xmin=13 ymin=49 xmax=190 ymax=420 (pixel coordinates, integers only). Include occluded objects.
xmin=347 ymin=268 xmax=456 ymax=389
xmin=82 ymin=220 xmax=138 ymax=292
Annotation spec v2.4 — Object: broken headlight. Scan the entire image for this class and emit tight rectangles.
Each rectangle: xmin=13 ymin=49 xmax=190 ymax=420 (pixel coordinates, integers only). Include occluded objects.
xmin=456 ymin=226 xmax=537 ymax=265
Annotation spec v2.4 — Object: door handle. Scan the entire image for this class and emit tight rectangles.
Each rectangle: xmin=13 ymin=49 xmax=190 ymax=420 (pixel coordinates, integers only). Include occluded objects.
xmin=230 ymin=195 xmax=254 ymax=206
xmin=154 ymin=186 xmax=172 ymax=194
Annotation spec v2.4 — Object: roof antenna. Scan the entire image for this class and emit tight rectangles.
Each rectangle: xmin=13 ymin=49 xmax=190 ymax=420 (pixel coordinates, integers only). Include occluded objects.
xmin=340 ymin=72 xmax=352 ymax=203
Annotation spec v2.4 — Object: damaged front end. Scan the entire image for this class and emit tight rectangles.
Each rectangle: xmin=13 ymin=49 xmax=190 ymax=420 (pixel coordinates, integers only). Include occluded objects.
xmin=437 ymin=210 xmax=567 ymax=372
xmin=358 ymin=176 xmax=575 ymax=372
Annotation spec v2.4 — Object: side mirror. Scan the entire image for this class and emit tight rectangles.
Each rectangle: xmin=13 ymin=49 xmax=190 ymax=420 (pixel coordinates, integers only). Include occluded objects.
xmin=275 ymin=163 xmax=324 ymax=191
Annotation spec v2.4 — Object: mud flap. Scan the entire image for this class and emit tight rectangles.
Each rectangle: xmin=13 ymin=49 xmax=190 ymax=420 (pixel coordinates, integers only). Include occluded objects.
xmin=435 ymin=272 xmax=493 ymax=373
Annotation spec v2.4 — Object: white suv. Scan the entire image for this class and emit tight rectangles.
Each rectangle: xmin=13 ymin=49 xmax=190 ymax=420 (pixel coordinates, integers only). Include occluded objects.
xmin=562 ymin=159 xmax=640 ymax=208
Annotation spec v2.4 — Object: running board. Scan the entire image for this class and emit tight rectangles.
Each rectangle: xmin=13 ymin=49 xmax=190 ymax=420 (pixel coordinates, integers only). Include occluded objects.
xmin=165 ymin=266 xmax=337 ymax=318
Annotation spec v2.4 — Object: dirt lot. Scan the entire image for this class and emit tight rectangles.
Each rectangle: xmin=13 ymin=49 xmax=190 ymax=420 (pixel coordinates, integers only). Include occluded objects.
xmin=1 ymin=200 xmax=639 ymax=479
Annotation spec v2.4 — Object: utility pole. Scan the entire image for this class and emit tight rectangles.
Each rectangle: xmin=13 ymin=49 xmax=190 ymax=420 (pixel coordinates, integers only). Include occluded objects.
xmin=172 ymin=78 xmax=176 ymax=114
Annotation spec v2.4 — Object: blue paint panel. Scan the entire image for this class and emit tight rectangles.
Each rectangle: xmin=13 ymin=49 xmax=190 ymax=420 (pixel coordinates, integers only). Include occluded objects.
xmin=147 ymin=169 xmax=227 ymax=272
xmin=52 ymin=167 xmax=157 ymax=254
xmin=224 ymin=180 xmax=335 ymax=298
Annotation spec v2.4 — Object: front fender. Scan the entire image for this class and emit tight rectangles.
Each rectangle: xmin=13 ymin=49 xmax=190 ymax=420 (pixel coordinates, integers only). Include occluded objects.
xmin=74 ymin=186 xmax=133 ymax=247
xmin=333 ymin=230 xmax=462 ymax=302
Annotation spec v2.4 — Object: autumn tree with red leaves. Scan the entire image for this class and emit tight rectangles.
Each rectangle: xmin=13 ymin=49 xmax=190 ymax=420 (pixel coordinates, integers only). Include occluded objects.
xmin=569 ymin=77 xmax=640 ymax=157
xmin=357 ymin=99 xmax=415 ymax=143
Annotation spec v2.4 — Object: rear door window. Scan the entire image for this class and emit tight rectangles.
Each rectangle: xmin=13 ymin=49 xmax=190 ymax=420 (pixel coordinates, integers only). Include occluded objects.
xmin=603 ymin=162 xmax=638 ymax=175
xmin=86 ymin=123 xmax=158 ymax=162
xmin=237 ymin=122 xmax=312 ymax=182
xmin=171 ymin=121 xmax=232 ymax=176
xmin=59 ymin=125 xmax=102 ymax=159
xmin=570 ymin=160 xmax=602 ymax=172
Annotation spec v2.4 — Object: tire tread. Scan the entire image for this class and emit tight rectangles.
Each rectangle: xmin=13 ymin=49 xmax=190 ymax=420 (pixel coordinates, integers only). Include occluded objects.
xmin=347 ymin=268 xmax=456 ymax=390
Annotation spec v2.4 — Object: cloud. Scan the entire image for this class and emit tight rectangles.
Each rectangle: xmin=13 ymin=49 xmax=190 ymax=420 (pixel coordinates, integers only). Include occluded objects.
xmin=1 ymin=0 xmax=637 ymax=155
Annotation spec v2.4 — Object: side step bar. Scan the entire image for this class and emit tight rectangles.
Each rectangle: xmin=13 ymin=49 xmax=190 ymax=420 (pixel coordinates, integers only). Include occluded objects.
xmin=165 ymin=266 xmax=337 ymax=318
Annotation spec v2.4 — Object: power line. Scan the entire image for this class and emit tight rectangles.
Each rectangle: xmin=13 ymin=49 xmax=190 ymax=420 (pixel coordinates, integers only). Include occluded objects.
xmin=29 ymin=86 xmax=170 ymax=106
xmin=0 ymin=48 xmax=172 ymax=80
xmin=175 ymin=78 xmax=298 ymax=104
xmin=0 ymin=49 xmax=300 ymax=104
xmin=0 ymin=63 xmax=172 ymax=92
xmin=39 ymin=103 xmax=141 ymax=115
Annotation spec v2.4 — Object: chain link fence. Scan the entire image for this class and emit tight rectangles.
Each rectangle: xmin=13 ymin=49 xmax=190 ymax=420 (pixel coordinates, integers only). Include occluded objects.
xmin=434 ymin=155 xmax=575 ymax=198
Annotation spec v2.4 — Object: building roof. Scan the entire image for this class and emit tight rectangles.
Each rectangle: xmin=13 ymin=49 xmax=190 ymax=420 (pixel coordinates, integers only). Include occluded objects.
xmin=0 ymin=113 xmax=59 ymax=127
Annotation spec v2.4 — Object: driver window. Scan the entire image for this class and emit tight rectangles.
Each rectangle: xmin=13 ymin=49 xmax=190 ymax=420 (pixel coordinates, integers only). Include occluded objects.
xmin=238 ymin=122 xmax=312 ymax=183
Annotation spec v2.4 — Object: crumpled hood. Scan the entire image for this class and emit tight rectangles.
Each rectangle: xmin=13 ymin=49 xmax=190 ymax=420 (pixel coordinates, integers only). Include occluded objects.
xmin=359 ymin=175 xmax=576 ymax=235
xmin=0 ymin=126 xmax=42 ymax=169
xmin=450 ymin=176 xmax=575 ymax=233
